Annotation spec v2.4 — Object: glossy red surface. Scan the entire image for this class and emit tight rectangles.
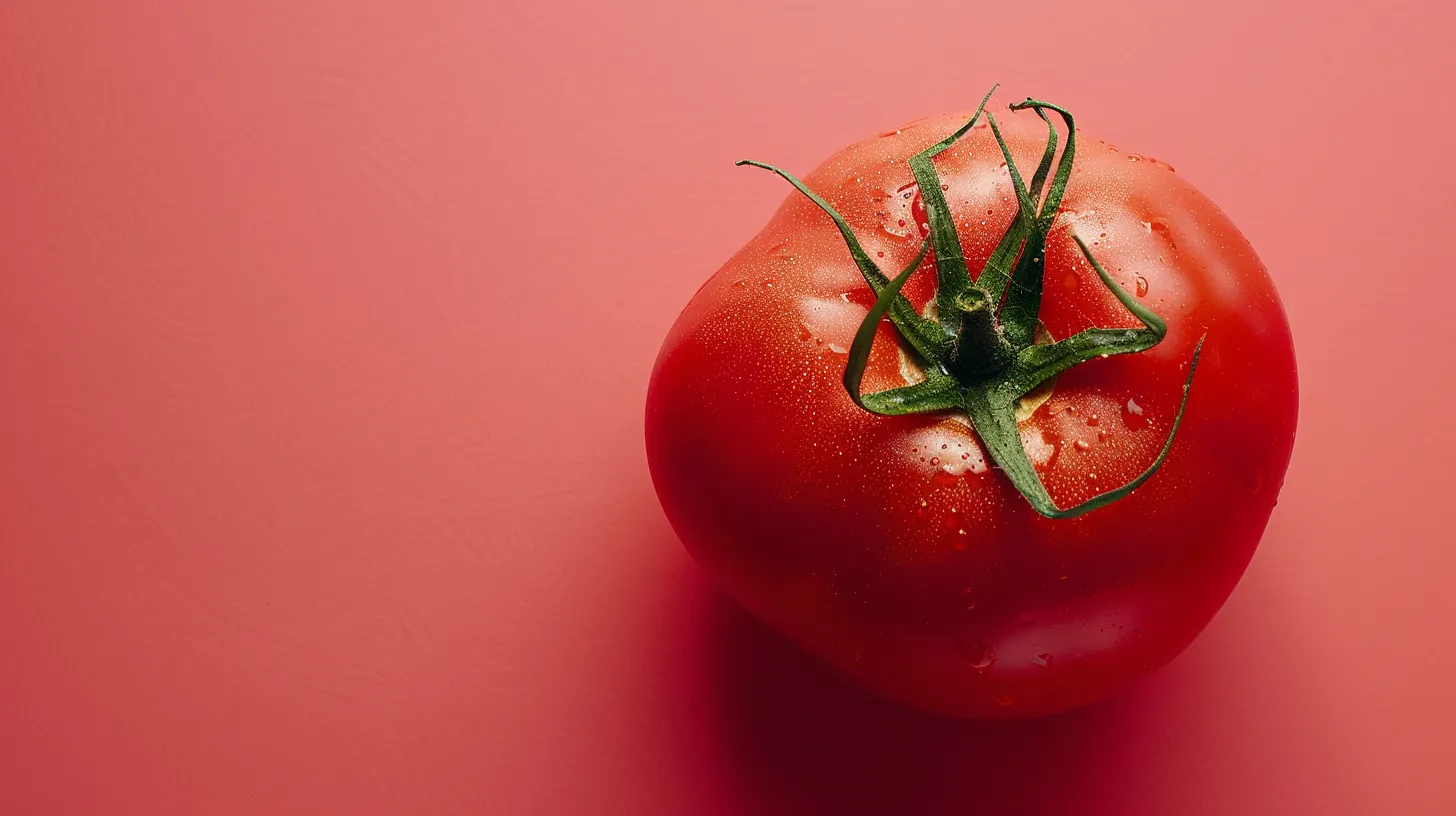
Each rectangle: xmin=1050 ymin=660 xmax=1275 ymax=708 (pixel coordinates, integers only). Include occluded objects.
xmin=2 ymin=0 xmax=1453 ymax=812
xmin=647 ymin=110 xmax=1298 ymax=718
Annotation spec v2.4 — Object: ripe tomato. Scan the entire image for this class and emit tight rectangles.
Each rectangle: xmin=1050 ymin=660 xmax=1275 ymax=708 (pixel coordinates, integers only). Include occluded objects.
xmin=645 ymin=92 xmax=1297 ymax=719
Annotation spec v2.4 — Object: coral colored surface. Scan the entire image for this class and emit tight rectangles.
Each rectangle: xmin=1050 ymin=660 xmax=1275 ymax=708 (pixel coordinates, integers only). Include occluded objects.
xmin=1 ymin=1 xmax=1452 ymax=813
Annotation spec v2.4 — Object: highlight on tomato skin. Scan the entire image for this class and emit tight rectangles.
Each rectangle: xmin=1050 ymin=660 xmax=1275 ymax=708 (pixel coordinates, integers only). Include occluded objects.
xmin=644 ymin=89 xmax=1298 ymax=720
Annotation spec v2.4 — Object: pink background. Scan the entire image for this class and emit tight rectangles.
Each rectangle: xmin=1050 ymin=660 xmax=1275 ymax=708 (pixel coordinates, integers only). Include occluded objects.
xmin=1 ymin=1 xmax=1452 ymax=813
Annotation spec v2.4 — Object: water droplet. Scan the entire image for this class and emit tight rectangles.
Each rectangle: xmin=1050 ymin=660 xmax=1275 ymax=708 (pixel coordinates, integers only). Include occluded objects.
xmin=1087 ymin=472 xmax=1099 ymax=483
xmin=1087 ymin=413 xmax=1100 ymax=427
xmin=877 ymin=250 xmax=885 ymax=258
xmin=961 ymin=453 xmax=970 ymax=460
xmin=1127 ymin=153 xmax=1143 ymax=162
xmin=931 ymin=457 xmax=941 ymax=465
xmin=898 ymin=219 xmax=906 ymax=227
xmin=734 ymin=279 xmax=747 ymax=287
xmin=1135 ymin=276 xmax=1150 ymax=298
xmin=798 ymin=325 xmax=812 ymax=341
xmin=956 ymin=639 xmax=995 ymax=669
xmin=1123 ymin=397 xmax=1149 ymax=430
xmin=1074 ymin=439 xmax=1091 ymax=452
xmin=827 ymin=342 xmax=847 ymax=354
xmin=1062 ymin=273 xmax=1080 ymax=292
xmin=916 ymin=499 xmax=929 ymax=517
xmin=763 ymin=280 xmax=775 ymax=288
xmin=930 ymin=469 xmax=958 ymax=490
xmin=1149 ymin=219 xmax=1176 ymax=249
xmin=940 ymin=183 xmax=949 ymax=191
xmin=1247 ymin=468 xmax=1264 ymax=494
xmin=991 ymin=693 xmax=1015 ymax=708
xmin=1024 ymin=428 xmax=1060 ymax=470
xmin=1032 ymin=653 xmax=1053 ymax=669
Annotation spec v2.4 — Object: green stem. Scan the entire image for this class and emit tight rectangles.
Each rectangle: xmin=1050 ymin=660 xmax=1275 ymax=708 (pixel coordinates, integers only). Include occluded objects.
xmin=946 ymin=287 xmax=1016 ymax=382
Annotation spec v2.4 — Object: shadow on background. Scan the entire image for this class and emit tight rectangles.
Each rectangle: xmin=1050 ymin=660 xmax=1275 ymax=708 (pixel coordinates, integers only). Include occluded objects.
xmin=701 ymin=590 xmax=1153 ymax=815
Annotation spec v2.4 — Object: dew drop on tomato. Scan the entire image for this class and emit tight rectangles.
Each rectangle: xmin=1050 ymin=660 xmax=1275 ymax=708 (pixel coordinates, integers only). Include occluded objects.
xmin=956 ymin=639 xmax=995 ymax=669
xmin=1123 ymin=397 xmax=1149 ymax=430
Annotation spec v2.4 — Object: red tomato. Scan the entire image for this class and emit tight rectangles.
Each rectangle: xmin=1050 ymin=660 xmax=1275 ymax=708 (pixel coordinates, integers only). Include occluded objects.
xmin=645 ymin=94 xmax=1297 ymax=719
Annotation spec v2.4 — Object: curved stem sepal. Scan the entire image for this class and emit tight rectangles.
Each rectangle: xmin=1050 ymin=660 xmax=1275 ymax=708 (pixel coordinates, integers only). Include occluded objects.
xmin=735 ymin=160 xmax=950 ymax=364
xmin=841 ymin=239 xmax=967 ymax=415
xmin=907 ymin=84 xmax=996 ymax=333
xmin=967 ymin=335 xmax=1204 ymax=519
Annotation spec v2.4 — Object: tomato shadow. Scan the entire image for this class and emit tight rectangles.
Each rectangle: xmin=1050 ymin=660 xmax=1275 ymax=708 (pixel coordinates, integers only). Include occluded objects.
xmin=702 ymin=589 xmax=1154 ymax=815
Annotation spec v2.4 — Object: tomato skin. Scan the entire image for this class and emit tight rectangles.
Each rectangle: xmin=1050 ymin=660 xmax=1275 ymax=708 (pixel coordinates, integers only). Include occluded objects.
xmin=646 ymin=108 xmax=1297 ymax=719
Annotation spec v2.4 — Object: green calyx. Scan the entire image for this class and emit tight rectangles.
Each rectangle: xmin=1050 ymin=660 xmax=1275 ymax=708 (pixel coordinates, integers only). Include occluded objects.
xmin=738 ymin=87 xmax=1203 ymax=519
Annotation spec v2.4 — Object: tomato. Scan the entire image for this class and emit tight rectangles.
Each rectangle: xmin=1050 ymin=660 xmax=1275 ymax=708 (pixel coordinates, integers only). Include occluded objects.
xmin=645 ymin=92 xmax=1297 ymax=719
